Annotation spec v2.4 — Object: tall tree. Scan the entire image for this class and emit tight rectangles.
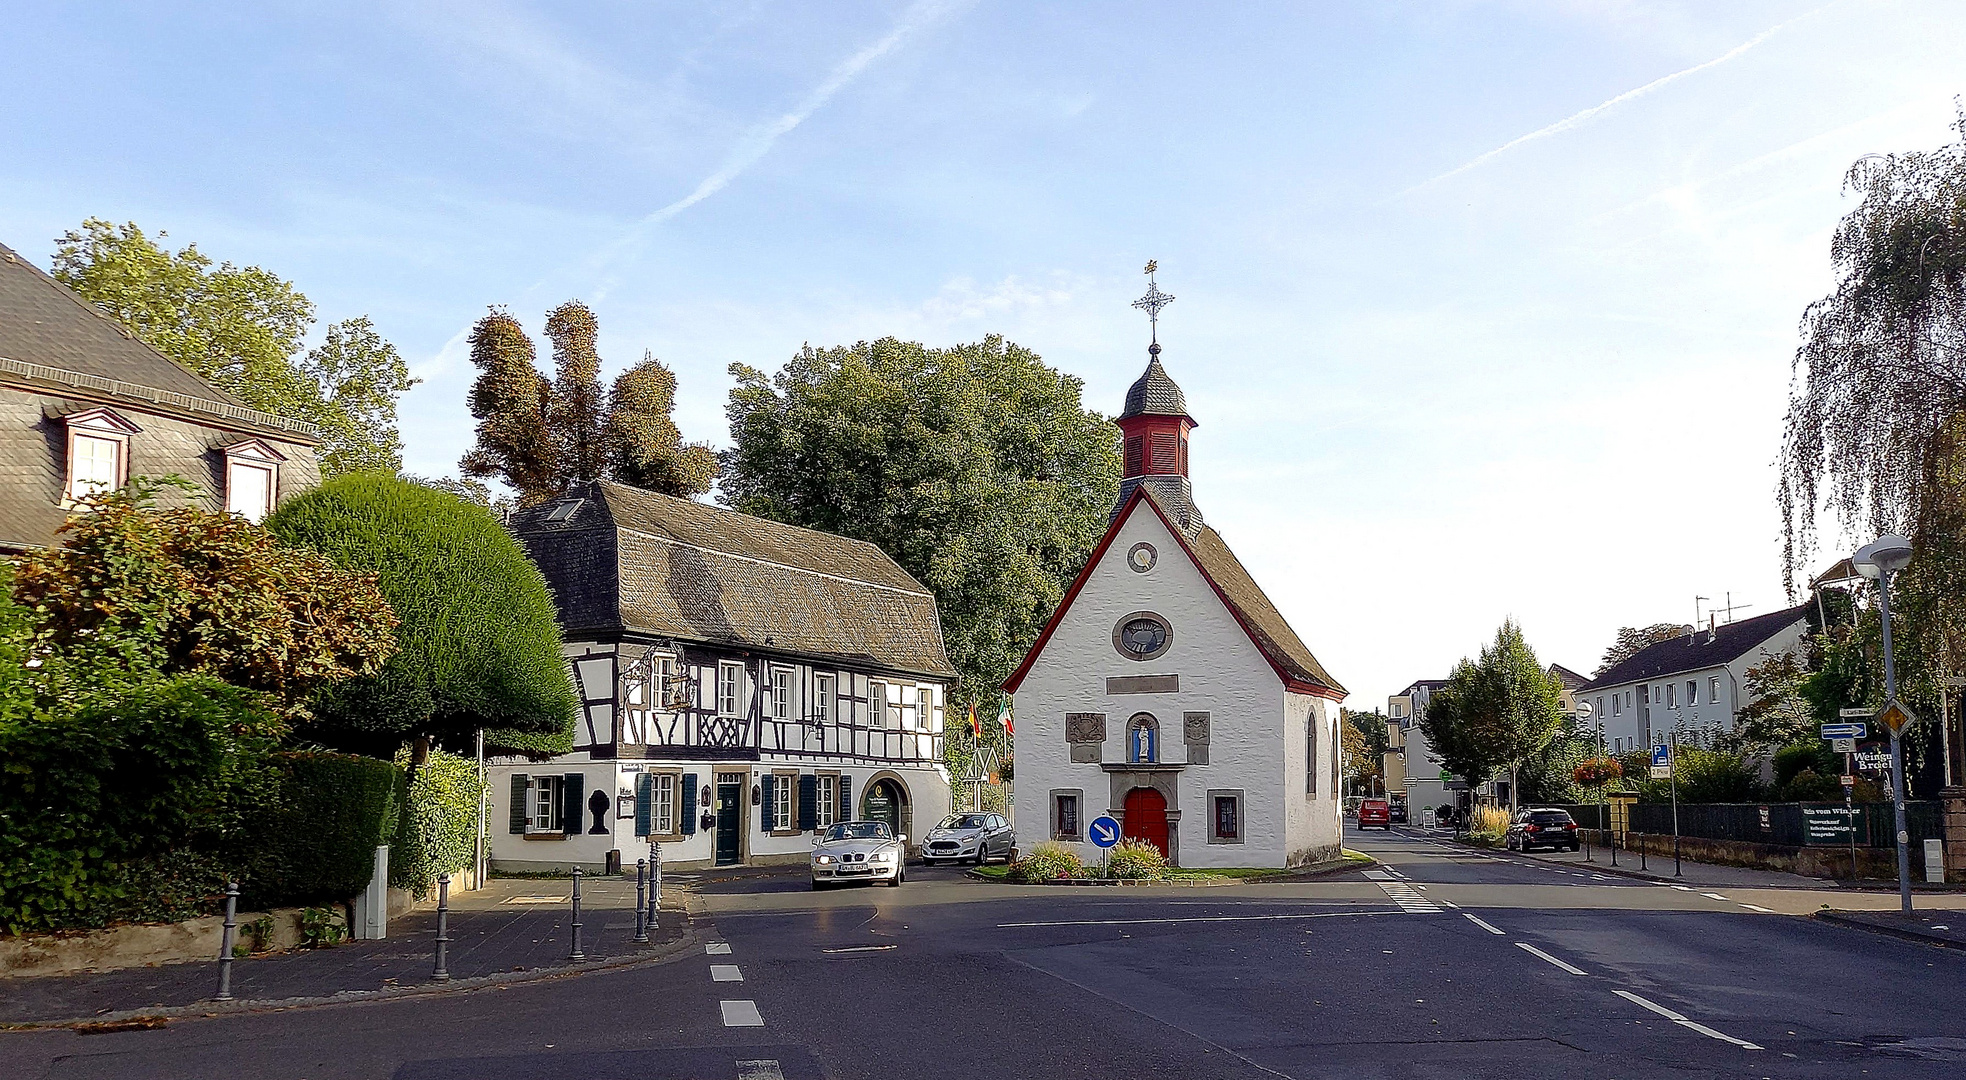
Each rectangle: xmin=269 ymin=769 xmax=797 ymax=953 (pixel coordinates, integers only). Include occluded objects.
xmin=1593 ymin=623 xmax=1693 ymax=675
xmin=459 ymin=304 xmax=714 ymax=505
xmin=723 ymin=335 xmax=1121 ymax=713
xmin=1340 ymin=708 xmax=1387 ymax=795
xmin=1418 ymin=620 xmax=1568 ymax=811
xmin=51 ymin=219 xmax=415 ymax=474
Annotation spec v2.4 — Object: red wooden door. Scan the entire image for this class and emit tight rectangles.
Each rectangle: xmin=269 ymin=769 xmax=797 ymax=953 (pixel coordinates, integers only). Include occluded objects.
xmin=1121 ymin=787 xmax=1169 ymax=856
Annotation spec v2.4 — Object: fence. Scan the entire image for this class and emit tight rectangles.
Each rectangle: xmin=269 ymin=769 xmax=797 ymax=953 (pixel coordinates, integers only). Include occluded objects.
xmin=1552 ymin=801 xmax=1943 ymax=849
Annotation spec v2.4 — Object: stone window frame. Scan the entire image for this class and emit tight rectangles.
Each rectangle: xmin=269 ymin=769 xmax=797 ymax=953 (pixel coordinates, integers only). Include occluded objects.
xmin=1207 ymin=788 xmax=1245 ymax=844
xmin=220 ymin=438 xmax=285 ymax=522
xmin=1049 ymin=788 xmax=1084 ymax=841
xmin=1112 ymin=610 xmax=1174 ymax=663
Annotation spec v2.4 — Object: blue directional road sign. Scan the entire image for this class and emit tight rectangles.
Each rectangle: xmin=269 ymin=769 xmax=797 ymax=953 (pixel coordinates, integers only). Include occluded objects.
xmin=1821 ymin=722 xmax=1868 ymax=740
xmin=1088 ymin=815 xmax=1121 ymax=848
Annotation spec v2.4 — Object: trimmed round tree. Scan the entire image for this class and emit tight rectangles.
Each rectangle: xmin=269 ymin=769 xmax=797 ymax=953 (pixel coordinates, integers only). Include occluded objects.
xmin=266 ymin=474 xmax=577 ymax=758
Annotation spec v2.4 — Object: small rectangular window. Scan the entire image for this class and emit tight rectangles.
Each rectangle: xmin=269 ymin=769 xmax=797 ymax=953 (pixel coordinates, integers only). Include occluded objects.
xmin=1613 ymin=695 xmax=1621 ymax=716
xmin=225 ymin=461 xmax=274 ymax=522
xmin=1151 ymin=431 xmax=1177 ymax=470
xmin=1306 ymin=719 xmax=1319 ymax=794
xmin=1710 ymin=676 xmax=1720 ymax=703
xmin=916 ymin=687 xmax=932 ymax=731
xmin=651 ymin=773 xmax=677 ymax=836
xmin=653 ymin=655 xmax=676 ymax=707
xmin=1215 ymin=796 xmax=1239 ymax=839
xmin=1667 ymin=684 xmax=1677 ymax=709
xmin=870 ymin=682 xmax=889 ymax=729
xmin=815 ymin=775 xmax=838 ymax=828
xmin=773 ymin=774 xmax=794 ymax=831
xmin=770 ymin=667 xmax=791 ymax=720
xmin=69 ymin=433 xmax=122 ymax=501
xmin=718 ymin=663 xmax=742 ymax=716
xmin=529 ymin=776 xmax=563 ymax=832
xmin=1687 ymin=680 xmax=1698 ymax=706
xmin=1055 ymin=794 xmax=1080 ymax=839
xmin=813 ymin=674 xmax=834 ymax=724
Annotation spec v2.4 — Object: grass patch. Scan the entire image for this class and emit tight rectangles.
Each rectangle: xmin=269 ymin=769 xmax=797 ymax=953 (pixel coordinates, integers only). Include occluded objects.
xmin=970 ymin=864 xmax=1011 ymax=880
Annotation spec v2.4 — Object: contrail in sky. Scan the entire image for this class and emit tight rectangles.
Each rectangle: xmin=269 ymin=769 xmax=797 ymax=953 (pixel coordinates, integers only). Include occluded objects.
xmin=1400 ymin=7 xmax=1830 ymax=197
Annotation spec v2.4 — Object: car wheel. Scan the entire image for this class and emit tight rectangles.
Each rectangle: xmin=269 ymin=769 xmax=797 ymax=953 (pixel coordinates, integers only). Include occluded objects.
xmin=889 ymin=865 xmax=905 ymax=887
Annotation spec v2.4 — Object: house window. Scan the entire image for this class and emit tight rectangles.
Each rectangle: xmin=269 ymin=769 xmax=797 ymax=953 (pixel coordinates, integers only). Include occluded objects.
xmin=770 ymin=667 xmax=791 ymax=720
xmin=1612 ymin=695 xmax=1621 ymax=717
xmin=1391 ymin=702 xmax=1403 ymax=718
xmin=1709 ymin=676 xmax=1720 ymax=703
xmin=815 ymin=774 xmax=838 ymax=828
xmin=772 ymin=773 xmax=794 ymax=831
xmin=225 ymin=461 xmax=274 ymax=522
xmin=529 ymin=776 xmax=564 ymax=832
xmin=1306 ymin=715 xmax=1319 ymax=793
xmin=1687 ymin=680 xmax=1698 ymax=706
xmin=1128 ymin=713 xmax=1159 ymax=764
xmin=813 ymin=674 xmax=835 ymax=724
xmin=1053 ymin=792 xmax=1081 ymax=840
xmin=870 ymin=682 xmax=889 ymax=729
xmin=68 ymin=433 xmax=124 ymax=502
xmin=649 ymin=655 xmax=676 ymax=707
xmin=650 ymin=772 xmax=678 ymax=836
xmin=1597 ymin=696 xmax=1605 ymax=720
xmin=1209 ymin=791 xmax=1244 ymax=843
xmin=718 ymin=662 xmax=742 ymax=716
xmin=1666 ymin=683 xmax=1677 ymax=709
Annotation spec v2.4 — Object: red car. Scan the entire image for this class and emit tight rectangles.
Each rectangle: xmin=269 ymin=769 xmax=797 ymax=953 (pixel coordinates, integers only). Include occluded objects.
xmin=1357 ymin=798 xmax=1391 ymax=829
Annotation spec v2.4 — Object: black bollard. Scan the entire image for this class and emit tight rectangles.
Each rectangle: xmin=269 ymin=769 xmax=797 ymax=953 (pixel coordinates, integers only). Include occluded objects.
xmin=568 ymin=867 xmax=585 ymax=961
xmin=633 ymin=859 xmax=649 ymax=944
xmin=648 ymin=841 xmax=661 ymax=932
xmin=432 ymin=873 xmax=452 ymax=981
xmin=215 ymin=881 xmax=239 ymax=1001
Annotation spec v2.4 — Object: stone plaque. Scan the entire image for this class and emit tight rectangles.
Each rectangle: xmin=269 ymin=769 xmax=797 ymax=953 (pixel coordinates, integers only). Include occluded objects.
xmin=1106 ymin=674 xmax=1179 ymax=695
xmin=1184 ymin=712 xmax=1210 ymax=745
xmin=1065 ymin=712 xmax=1106 ymax=745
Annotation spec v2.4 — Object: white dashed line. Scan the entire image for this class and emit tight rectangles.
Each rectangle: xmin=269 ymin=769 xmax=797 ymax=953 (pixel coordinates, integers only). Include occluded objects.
xmin=737 ymin=1062 xmax=785 ymax=1080
xmin=1615 ymin=990 xmax=1763 ymax=1050
xmin=706 ymin=942 xmax=733 ymax=954
xmin=1669 ymin=885 xmax=1693 ymax=892
xmin=1463 ymin=913 xmax=1505 ymax=935
xmin=821 ymin=944 xmax=899 ymax=954
xmin=1740 ymin=904 xmax=1776 ymax=914
xmin=710 ymin=964 xmax=744 ymax=982
xmin=1702 ymin=893 xmax=1730 ymax=901
xmin=720 ymin=1000 xmax=765 ymax=1027
xmin=998 ymin=911 xmax=1397 ymax=928
xmin=1516 ymin=942 xmax=1587 ymax=975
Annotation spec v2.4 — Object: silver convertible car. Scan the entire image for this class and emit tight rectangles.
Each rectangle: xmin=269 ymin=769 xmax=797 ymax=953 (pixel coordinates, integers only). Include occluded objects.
xmin=919 ymin=812 xmax=1014 ymax=865
xmin=810 ymin=821 xmax=907 ymax=889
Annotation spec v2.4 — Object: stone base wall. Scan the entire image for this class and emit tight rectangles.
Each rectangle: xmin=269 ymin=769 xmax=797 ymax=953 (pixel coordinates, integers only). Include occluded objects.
xmin=1943 ymin=789 xmax=1966 ymax=884
xmin=1579 ymin=830 xmax=1919 ymax=881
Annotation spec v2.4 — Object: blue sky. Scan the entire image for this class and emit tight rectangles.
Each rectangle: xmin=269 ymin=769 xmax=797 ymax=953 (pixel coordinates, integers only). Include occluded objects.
xmin=5 ymin=1 xmax=1964 ymax=706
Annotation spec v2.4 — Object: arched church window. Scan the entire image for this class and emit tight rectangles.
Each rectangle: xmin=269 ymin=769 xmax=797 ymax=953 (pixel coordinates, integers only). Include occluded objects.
xmin=1128 ymin=714 xmax=1160 ymax=764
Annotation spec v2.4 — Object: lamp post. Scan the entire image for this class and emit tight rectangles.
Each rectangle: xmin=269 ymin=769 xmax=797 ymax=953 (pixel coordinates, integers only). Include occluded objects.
xmin=1854 ymin=534 xmax=1916 ymax=916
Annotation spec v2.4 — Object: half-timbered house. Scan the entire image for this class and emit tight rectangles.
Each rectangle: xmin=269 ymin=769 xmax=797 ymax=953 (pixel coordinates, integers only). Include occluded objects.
xmin=488 ymin=481 xmax=956 ymax=872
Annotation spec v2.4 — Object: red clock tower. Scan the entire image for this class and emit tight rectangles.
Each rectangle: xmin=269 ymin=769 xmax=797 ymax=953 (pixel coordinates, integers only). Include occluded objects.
xmin=1114 ymin=265 xmax=1203 ymax=537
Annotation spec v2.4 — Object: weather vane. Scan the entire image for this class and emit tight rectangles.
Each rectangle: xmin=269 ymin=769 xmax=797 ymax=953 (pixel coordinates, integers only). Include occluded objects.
xmin=1132 ymin=260 xmax=1174 ymax=353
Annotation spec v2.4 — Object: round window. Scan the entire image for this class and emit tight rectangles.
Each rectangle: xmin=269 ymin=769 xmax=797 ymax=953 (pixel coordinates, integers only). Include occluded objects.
xmin=1112 ymin=611 xmax=1173 ymax=661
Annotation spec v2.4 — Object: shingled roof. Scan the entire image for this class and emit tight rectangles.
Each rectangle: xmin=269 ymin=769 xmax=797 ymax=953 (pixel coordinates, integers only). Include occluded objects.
xmin=1583 ymin=603 xmax=1812 ymax=690
xmin=511 ymin=482 xmax=956 ymax=679
xmin=1119 ymin=354 xmax=1193 ymax=421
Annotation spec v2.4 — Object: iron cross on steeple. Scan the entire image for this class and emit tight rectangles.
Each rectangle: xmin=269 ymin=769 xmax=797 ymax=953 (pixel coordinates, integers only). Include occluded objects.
xmin=1132 ymin=260 xmax=1174 ymax=353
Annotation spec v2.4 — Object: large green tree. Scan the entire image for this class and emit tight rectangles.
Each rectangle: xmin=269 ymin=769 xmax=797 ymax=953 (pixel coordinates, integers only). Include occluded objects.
xmin=722 ymin=335 xmax=1122 ymax=718
xmin=1593 ymin=623 xmax=1692 ymax=676
xmin=459 ymin=302 xmax=717 ymax=506
xmin=265 ymin=474 xmax=578 ymax=759
xmin=51 ymin=219 xmax=416 ymax=475
xmin=1417 ymin=620 xmax=1568 ymax=811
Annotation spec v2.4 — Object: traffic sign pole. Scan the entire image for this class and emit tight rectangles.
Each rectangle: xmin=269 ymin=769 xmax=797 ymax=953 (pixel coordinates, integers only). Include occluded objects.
xmin=1669 ymin=731 xmax=1681 ymax=877
xmin=1876 ymin=571 xmax=1914 ymax=915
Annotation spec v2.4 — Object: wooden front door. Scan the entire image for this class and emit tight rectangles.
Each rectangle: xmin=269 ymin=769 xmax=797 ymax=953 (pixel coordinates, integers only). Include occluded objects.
xmin=1121 ymin=787 xmax=1168 ymax=856
xmin=715 ymin=777 xmax=743 ymax=866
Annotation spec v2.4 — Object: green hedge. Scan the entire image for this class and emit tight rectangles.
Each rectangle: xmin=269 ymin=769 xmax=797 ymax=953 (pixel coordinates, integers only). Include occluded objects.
xmin=237 ymin=752 xmax=403 ymax=911
xmin=390 ymin=749 xmax=485 ymax=897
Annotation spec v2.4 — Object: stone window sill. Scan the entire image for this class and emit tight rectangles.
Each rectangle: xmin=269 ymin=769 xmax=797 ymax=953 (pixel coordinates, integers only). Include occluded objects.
xmin=523 ymin=832 xmax=569 ymax=841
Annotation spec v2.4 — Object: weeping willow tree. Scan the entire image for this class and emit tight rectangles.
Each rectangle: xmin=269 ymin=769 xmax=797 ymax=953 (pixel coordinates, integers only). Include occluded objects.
xmin=1779 ymin=111 xmax=1966 ymax=795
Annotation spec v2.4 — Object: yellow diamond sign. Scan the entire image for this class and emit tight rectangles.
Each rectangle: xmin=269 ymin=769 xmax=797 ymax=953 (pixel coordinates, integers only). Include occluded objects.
xmin=1877 ymin=699 xmax=1915 ymax=734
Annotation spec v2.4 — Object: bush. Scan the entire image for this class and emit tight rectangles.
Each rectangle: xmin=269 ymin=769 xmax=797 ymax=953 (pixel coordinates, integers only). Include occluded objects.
xmin=1635 ymin=747 xmax=1763 ymax=803
xmin=1008 ymin=842 xmax=1085 ymax=882
xmin=1774 ymin=741 xmax=1837 ymax=787
xmin=1469 ymin=805 xmax=1511 ymax=841
xmin=237 ymin=752 xmax=403 ymax=911
xmin=1778 ymin=767 xmax=1843 ymax=801
xmin=390 ymin=749 xmax=486 ymax=897
xmin=1103 ymin=839 xmax=1168 ymax=880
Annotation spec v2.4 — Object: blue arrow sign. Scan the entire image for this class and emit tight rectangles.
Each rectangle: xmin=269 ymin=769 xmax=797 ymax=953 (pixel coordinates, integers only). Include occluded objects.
xmin=1821 ymin=722 xmax=1868 ymax=740
xmin=1088 ymin=815 xmax=1121 ymax=848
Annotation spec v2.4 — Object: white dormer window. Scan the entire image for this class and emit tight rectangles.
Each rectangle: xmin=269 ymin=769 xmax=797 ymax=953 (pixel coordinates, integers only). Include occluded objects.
xmin=61 ymin=408 xmax=141 ymax=505
xmin=220 ymin=439 xmax=286 ymax=523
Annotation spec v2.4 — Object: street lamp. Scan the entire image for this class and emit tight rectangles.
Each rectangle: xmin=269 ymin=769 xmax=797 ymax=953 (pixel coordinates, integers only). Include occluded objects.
xmin=1854 ymin=533 xmax=1915 ymax=915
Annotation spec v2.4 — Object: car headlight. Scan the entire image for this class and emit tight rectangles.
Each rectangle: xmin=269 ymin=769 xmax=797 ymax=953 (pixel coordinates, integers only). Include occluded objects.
xmin=814 ymin=855 xmax=835 ymax=865
xmin=869 ymin=851 xmax=892 ymax=863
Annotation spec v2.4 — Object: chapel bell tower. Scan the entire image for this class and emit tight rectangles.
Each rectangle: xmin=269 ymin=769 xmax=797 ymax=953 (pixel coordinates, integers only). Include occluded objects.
xmin=1114 ymin=262 xmax=1203 ymax=538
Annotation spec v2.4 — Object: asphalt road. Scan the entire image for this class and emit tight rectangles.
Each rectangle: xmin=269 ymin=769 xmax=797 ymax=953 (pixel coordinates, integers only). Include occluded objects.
xmin=5 ymin=826 xmax=1964 ymax=1079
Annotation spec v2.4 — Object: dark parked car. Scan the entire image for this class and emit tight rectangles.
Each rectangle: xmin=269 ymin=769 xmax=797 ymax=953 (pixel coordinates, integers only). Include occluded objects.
xmin=1506 ymin=808 xmax=1581 ymax=852
xmin=1388 ymin=798 xmax=1409 ymax=824
xmin=1357 ymin=798 xmax=1391 ymax=829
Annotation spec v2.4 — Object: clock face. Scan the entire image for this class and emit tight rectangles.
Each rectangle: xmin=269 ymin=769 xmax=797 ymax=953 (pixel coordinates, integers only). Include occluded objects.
xmin=1128 ymin=542 xmax=1157 ymax=573
xmin=1119 ymin=617 xmax=1168 ymax=657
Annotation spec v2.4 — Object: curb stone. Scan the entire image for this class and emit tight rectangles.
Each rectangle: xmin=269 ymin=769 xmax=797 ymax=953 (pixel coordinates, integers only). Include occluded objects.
xmin=1813 ymin=910 xmax=1966 ymax=951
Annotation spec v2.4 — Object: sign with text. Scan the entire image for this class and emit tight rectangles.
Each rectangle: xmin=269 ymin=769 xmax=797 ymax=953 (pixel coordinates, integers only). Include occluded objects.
xmin=1801 ymin=804 xmax=1863 ymax=845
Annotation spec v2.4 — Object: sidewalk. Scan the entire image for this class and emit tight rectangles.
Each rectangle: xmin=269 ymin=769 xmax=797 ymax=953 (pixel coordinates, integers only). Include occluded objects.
xmin=1402 ymin=825 xmax=1850 ymax=890
xmin=0 ymin=876 xmax=689 ymax=1027
xmin=1816 ymin=908 xmax=1966 ymax=950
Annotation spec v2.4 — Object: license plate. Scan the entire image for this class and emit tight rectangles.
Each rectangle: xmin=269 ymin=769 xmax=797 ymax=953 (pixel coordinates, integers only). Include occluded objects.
xmin=839 ymin=867 xmax=871 ymax=875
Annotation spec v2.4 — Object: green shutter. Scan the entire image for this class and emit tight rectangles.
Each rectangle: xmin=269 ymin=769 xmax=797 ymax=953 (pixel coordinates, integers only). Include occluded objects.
xmin=839 ymin=776 xmax=852 ymax=822
xmin=509 ymin=773 xmax=529 ymax=834
xmin=635 ymin=772 xmax=652 ymax=837
xmin=680 ymin=773 xmax=698 ymax=835
xmin=761 ymin=774 xmax=775 ymax=829
xmin=561 ymin=772 xmax=584 ymax=836
xmin=798 ymin=775 xmax=817 ymax=831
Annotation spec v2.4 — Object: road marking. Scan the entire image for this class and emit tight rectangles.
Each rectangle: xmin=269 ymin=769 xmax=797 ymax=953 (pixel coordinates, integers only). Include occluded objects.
xmin=1463 ymin=913 xmax=1505 ymax=935
xmin=821 ymin=944 xmax=899 ymax=953
xmin=1373 ymin=881 xmax=1442 ymax=913
xmin=997 ymin=910 xmax=1398 ymax=928
xmin=1670 ymin=885 xmax=1693 ymax=892
xmin=1516 ymin=942 xmax=1587 ymax=975
xmin=1361 ymin=869 xmax=1393 ymax=880
xmin=502 ymin=895 xmax=569 ymax=905
xmin=1740 ymin=904 xmax=1775 ymax=913
xmin=736 ymin=1062 xmax=785 ymax=1080
xmin=720 ymin=1000 xmax=765 ymax=1027
xmin=710 ymin=964 xmax=744 ymax=982
xmin=1702 ymin=893 xmax=1729 ymax=901
xmin=1614 ymin=990 xmax=1764 ymax=1050
xmin=706 ymin=942 xmax=733 ymax=954
xmin=1439 ymin=899 xmax=1460 ymax=909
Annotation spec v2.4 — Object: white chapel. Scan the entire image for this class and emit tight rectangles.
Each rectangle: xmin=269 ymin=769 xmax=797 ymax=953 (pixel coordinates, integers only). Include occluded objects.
xmin=1004 ymin=282 xmax=1347 ymax=868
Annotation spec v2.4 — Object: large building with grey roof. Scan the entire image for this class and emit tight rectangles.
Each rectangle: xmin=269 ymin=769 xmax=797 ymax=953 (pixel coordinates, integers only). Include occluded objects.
xmin=488 ymin=481 xmax=956 ymax=873
xmin=0 ymin=240 xmax=320 ymax=551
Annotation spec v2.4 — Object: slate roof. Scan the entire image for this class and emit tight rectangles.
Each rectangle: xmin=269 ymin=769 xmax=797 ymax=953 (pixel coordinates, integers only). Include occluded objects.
xmin=1582 ymin=604 xmax=1812 ymax=690
xmin=511 ymin=482 xmax=956 ymax=679
xmin=1548 ymin=664 xmax=1591 ymax=691
xmin=1119 ymin=354 xmax=1193 ymax=421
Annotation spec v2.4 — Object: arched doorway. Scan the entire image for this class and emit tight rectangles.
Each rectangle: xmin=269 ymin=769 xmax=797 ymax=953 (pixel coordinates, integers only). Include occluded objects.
xmin=1121 ymin=787 xmax=1168 ymax=856
xmin=862 ymin=777 xmax=908 ymax=838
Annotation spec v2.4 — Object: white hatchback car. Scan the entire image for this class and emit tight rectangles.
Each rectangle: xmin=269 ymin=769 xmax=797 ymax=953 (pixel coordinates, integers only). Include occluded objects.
xmin=810 ymin=820 xmax=907 ymax=889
